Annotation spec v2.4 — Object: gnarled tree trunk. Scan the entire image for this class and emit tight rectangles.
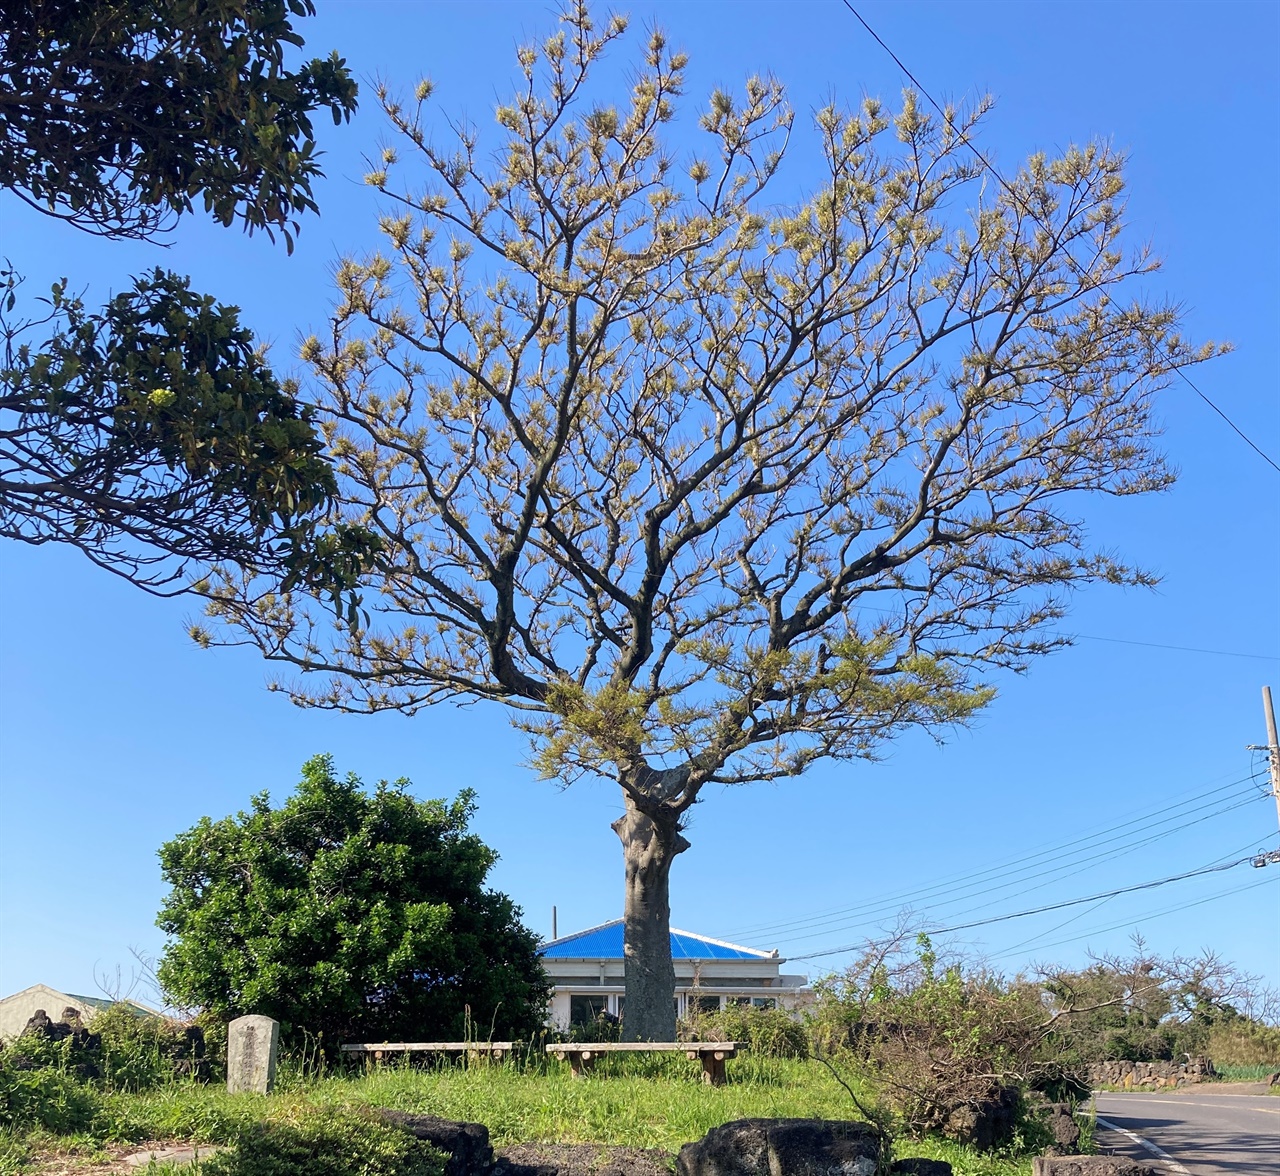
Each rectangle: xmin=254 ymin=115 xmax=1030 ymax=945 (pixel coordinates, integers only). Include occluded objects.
xmin=612 ymin=791 xmax=689 ymax=1041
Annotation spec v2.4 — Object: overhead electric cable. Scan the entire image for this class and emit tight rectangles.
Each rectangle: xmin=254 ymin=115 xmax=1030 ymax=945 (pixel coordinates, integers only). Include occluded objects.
xmin=787 ymin=848 xmax=1277 ymax=961
xmin=728 ymin=779 xmax=1262 ymax=943
xmin=1011 ymin=873 xmax=1278 ymax=956
xmin=1068 ymin=634 xmax=1280 ymax=662
xmin=985 ymin=835 xmax=1265 ymax=956
xmin=723 ymin=771 xmax=1264 ymax=941
xmin=773 ymin=793 xmax=1264 ymax=947
xmin=837 ymin=0 xmax=1280 ymax=476
xmin=998 ymin=894 xmax=1117 ymax=956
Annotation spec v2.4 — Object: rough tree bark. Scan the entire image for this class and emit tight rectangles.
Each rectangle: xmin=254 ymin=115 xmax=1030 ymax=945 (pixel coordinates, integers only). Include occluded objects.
xmin=613 ymin=791 xmax=690 ymax=1040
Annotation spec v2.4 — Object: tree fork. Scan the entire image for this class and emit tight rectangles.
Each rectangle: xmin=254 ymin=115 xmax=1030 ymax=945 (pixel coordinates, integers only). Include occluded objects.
xmin=612 ymin=792 xmax=689 ymax=1041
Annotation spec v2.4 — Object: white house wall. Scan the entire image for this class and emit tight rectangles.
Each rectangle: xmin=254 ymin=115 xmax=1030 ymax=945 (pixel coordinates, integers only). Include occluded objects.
xmin=0 ymin=985 xmax=87 ymax=1041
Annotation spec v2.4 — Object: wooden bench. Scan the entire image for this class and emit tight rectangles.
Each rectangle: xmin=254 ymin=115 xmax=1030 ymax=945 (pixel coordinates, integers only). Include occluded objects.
xmin=546 ymin=1041 xmax=741 ymax=1085
xmin=340 ymin=1041 xmax=514 ymax=1064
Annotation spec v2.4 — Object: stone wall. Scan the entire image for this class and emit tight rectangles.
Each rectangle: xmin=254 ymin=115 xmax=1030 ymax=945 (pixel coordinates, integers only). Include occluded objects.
xmin=1088 ymin=1058 xmax=1214 ymax=1089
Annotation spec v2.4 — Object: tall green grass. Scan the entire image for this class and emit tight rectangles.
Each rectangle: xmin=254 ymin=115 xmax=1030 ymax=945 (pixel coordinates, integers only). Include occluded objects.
xmin=1213 ymin=1064 xmax=1279 ymax=1083
xmin=6 ymin=1056 xmax=1036 ymax=1175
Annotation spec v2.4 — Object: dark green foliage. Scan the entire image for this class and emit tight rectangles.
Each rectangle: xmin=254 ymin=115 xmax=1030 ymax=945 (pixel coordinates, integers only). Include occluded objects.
xmin=0 ymin=268 xmax=379 ymax=603
xmin=812 ymin=936 xmax=1053 ymax=1148
xmin=200 ymin=1110 xmax=446 ymax=1176
xmin=682 ymin=1004 xmax=809 ymax=1059
xmin=1039 ymin=946 xmax=1267 ymax=1066
xmin=157 ymin=755 xmax=550 ymax=1046
xmin=1 ymin=1004 xmax=208 ymax=1093
xmin=0 ymin=3 xmax=372 ymax=603
xmin=0 ymin=1050 xmax=98 ymax=1134
xmin=0 ymin=0 xmax=357 ymax=244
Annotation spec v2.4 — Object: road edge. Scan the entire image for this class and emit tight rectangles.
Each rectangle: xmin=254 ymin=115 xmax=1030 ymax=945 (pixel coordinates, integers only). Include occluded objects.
xmin=1095 ymin=1115 xmax=1192 ymax=1176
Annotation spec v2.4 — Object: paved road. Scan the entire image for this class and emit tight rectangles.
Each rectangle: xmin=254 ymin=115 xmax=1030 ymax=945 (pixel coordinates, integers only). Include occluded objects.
xmin=1094 ymin=1088 xmax=1279 ymax=1175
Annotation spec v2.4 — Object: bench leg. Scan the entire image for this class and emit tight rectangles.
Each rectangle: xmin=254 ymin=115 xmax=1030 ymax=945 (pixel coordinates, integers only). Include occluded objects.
xmin=567 ymin=1050 xmax=596 ymax=1078
xmin=700 ymin=1053 xmax=727 ymax=1086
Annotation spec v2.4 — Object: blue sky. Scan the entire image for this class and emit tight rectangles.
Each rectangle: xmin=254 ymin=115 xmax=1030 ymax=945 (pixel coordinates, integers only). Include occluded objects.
xmin=2 ymin=0 xmax=1278 ymax=1004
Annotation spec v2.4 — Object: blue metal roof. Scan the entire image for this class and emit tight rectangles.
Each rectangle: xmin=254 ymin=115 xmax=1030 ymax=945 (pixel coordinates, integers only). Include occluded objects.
xmin=539 ymin=920 xmax=770 ymax=960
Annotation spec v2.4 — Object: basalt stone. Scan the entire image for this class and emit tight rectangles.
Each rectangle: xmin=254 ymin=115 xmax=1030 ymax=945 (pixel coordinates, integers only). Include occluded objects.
xmin=891 ymin=1160 xmax=953 ymax=1176
xmin=676 ymin=1118 xmax=880 ymax=1176
xmin=943 ymin=1086 xmax=1019 ymax=1150
xmin=1044 ymin=1104 xmax=1081 ymax=1154
xmin=379 ymin=1111 xmax=494 ymax=1176
xmin=21 ymin=1007 xmax=101 ymax=1079
xmin=1031 ymin=1159 xmax=1158 ymax=1176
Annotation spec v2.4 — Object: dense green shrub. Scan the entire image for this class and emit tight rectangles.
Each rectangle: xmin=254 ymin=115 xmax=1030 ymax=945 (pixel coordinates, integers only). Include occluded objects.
xmin=92 ymin=1004 xmax=209 ymax=1091
xmin=3 ymin=1004 xmax=209 ymax=1093
xmin=0 ymin=1055 xmax=98 ymax=1134
xmin=201 ymin=1109 xmax=445 ymax=1176
xmin=158 ymin=754 xmax=549 ymax=1047
xmin=682 ymin=1004 xmax=809 ymax=1059
xmin=1038 ymin=946 xmax=1269 ymax=1065
xmin=812 ymin=935 xmax=1052 ymax=1149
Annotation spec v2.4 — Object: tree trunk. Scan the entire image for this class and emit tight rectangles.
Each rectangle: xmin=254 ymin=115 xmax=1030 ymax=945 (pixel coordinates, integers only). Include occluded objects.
xmin=612 ymin=791 xmax=689 ymax=1041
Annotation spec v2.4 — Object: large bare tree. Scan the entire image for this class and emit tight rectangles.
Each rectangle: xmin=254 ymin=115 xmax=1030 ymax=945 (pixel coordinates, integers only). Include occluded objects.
xmin=198 ymin=4 xmax=1218 ymax=1039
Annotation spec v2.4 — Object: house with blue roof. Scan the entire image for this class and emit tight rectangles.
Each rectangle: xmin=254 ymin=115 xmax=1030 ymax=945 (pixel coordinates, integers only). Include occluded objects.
xmin=539 ymin=920 xmax=810 ymax=1029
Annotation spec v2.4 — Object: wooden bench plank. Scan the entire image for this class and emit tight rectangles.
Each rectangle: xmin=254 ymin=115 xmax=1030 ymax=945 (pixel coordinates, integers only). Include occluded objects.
xmin=545 ymin=1041 xmax=739 ymax=1085
xmin=341 ymin=1042 xmax=513 ymax=1053
xmin=545 ymin=1042 xmax=738 ymax=1053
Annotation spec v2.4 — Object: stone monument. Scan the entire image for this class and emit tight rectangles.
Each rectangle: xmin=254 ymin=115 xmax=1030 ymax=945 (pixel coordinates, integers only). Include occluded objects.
xmin=226 ymin=1014 xmax=279 ymax=1094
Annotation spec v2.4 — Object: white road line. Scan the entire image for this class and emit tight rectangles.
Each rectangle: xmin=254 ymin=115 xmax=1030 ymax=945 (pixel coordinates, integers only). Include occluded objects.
xmin=1097 ymin=1096 xmax=1280 ymax=1115
xmin=1096 ymin=1116 xmax=1193 ymax=1176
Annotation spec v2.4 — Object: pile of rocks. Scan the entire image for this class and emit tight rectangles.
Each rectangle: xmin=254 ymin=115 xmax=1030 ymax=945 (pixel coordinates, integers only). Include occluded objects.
xmin=13 ymin=1007 xmax=103 ymax=1079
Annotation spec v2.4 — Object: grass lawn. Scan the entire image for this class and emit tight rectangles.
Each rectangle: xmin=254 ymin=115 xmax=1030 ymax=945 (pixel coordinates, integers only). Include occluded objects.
xmin=5 ymin=1056 xmax=1044 ymax=1175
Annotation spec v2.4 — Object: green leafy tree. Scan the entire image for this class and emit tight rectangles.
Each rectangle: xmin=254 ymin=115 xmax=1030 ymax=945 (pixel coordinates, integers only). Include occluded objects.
xmin=0 ymin=268 xmax=376 ymax=600
xmin=0 ymin=0 xmax=357 ymax=244
xmin=199 ymin=3 xmax=1221 ymax=1039
xmin=0 ymin=1 xmax=372 ymax=599
xmin=157 ymin=754 xmax=548 ymax=1044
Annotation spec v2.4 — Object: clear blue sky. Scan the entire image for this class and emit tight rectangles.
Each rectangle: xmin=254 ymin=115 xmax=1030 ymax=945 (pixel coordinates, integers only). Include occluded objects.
xmin=2 ymin=0 xmax=1278 ymax=1004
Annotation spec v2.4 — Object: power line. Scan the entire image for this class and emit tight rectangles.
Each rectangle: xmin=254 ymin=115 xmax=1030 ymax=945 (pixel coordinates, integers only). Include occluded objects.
xmin=727 ymin=780 xmax=1259 ymax=942
xmin=1068 ymin=634 xmax=1279 ymax=662
xmin=722 ymin=771 xmax=1264 ymax=941
xmin=1010 ymin=872 xmax=1278 ymax=956
xmin=837 ymin=0 xmax=1280 ymax=477
xmin=787 ymin=848 xmax=1277 ymax=961
xmin=991 ymin=835 xmax=1262 ymax=956
xmin=772 ymin=790 xmax=1263 ymax=948
xmin=850 ymin=599 xmax=1275 ymax=663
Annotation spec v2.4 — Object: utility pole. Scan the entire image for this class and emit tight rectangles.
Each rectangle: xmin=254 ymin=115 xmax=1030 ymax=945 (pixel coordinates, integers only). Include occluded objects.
xmin=1264 ymin=686 xmax=1280 ymax=833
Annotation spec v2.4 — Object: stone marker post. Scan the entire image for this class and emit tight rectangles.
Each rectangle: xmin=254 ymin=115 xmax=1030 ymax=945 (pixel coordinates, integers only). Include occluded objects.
xmin=227 ymin=1014 xmax=279 ymax=1094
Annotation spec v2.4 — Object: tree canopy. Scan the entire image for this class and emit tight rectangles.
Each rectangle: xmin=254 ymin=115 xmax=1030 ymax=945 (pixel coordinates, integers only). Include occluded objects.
xmin=0 ymin=268 xmax=376 ymax=599
xmin=0 ymin=1 xmax=374 ymax=602
xmin=0 ymin=0 xmax=357 ymax=245
xmin=196 ymin=3 xmax=1220 ymax=1038
xmin=157 ymin=754 xmax=549 ymax=1044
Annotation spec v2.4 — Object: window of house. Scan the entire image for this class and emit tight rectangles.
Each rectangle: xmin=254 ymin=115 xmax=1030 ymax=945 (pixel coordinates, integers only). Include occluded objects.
xmin=692 ymin=995 xmax=721 ymax=1014
xmin=570 ymin=994 xmax=608 ymax=1024
xmin=751 ymin=997 xmax=776 ymax=1009
xmin=729 ymin=996 xmax=752 ymax=1007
